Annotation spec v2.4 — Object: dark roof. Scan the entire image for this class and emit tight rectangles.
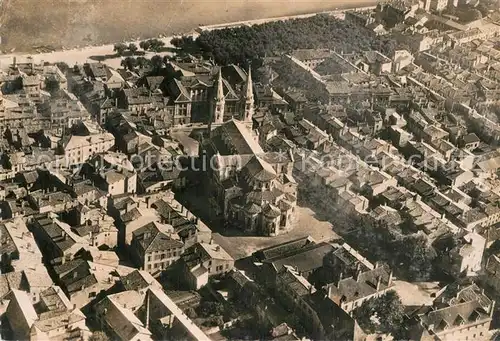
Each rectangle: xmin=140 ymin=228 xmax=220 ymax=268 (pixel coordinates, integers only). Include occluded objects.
xmin=266 ymin=242 xmax=335 ymax=274
xmin=53 ymin=258 xmax=87 ymax=277
xmin=121 ymin=270 xmax=155 ymax=291
xmin=145 ymin=76 xmax=165 ymax=91
xmin=36 ymin=217 xmax=76 ymax=252
xmin=132 ymin=222 xmax=183 ymax=253
xmin=59 ymin=260 xmax=97 ymax=294
xmin=254 ymin=236 xmax=315 ymax=261
xmin=0 ymin=223 xmax=17 ymax=255
xmin=463 ymin=133 xmax=480 ymax=144
xmin=151 ymin=199 xmax=196 ymax=237
xmin=329 ymin=265 xmax=392 ymax=303
xmin=305 ymin=290 xmax=356 ymax=339
xmin=72 ymin=224 xmax=100 ymax=237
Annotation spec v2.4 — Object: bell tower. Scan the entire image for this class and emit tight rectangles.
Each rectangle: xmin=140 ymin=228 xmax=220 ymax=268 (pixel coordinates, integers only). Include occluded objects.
xmin=213 ymin=69 xmax=225 ymax=124
xmin=242 ymin=65 xmax=254 ymax=124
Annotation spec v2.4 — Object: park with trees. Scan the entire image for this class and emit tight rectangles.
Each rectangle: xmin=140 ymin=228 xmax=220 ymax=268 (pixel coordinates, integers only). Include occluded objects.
xmin=171 ymin=14 xmax=397 ymax=68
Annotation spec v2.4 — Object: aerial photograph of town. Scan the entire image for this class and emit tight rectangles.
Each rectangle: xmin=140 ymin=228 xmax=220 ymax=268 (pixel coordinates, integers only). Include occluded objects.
xmin=2 ymin=0 xmax=500 ymax=340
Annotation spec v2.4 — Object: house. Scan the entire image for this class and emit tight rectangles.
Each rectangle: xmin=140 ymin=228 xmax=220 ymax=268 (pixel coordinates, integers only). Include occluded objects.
xmin=151 ymin=198 xmax=211 ymax=248
xmin=1 ymin=218 xmax=43 ymax=273
xmin=59 ymin=129 xmax=115 ymax=166
xmin=181 ymin=241 xmax=234 ymax=289
xmin=290 ymin=49 xmax=335 ymax=69
xmin=94 ymin=291 xmax=154 ymax=341
xmin=260 ymin=241 xmax=336 ymax=287
xmin=30 ymin=215 xmax=87 ymax=265
xmin=327 ymin=263 xmax=394 ymax=314
xmin=130 ymin=222 xmax=184 ymax=274
xmin=5 ymin=286 xmax=90 ymax=341
xmin=461 ymin=133 xmax=480 ymax=151
xmin=272 ymin=268 xmax=364 ymax=340
xmin=95 ymin=280 xmax=209 ymax=341
xmin=433 ymin=231 xmax=486 ymax=278
xmin=409 ymin=283 xmax=494 ymax=341
xmin=70 ymin=207 xmax=118 ymax=248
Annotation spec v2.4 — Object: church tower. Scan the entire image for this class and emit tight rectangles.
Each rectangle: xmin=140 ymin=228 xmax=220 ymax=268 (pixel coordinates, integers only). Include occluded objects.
xmin=242 ymin=66 xmax=254 ymax=124
xmin=213 ymin=69 xmax=225 ymax=124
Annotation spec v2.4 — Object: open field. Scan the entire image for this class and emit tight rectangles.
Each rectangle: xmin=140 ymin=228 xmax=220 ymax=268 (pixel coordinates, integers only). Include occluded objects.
xmin=0 ymin=0 xmax=377 ymax=53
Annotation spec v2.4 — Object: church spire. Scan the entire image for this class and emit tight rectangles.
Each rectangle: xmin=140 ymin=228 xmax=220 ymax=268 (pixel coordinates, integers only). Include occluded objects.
xmin=213 ymin=69 xmax=225 ymax=124
xmin=243 ymin=65 xmax=254 ymax=123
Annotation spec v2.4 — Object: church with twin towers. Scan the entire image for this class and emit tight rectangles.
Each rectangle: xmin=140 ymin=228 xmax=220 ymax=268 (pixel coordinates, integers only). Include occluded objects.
xmin=202 ymin=65 xmax=298 ymax=237
xmin=208 ymin=65 xmax=254 ymax=132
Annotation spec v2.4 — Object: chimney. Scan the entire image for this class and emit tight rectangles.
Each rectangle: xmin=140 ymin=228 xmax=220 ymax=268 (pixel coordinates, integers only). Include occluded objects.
xmin=328 ymin=284 xmax=332 ymax=298
xmin=388 ymin=269 xmax=393 ymax=286
xmin=73 ymin=271 xmax=78 ymax=279
xmin=309 ymin=285 xmax=314 ymax=294
xmin=376 ymin=276 xmax=382 ymax=291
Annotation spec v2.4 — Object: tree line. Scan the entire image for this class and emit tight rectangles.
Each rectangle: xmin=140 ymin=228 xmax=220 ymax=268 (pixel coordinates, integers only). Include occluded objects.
xmin=171 ymin=14 xmax=397 ymax=67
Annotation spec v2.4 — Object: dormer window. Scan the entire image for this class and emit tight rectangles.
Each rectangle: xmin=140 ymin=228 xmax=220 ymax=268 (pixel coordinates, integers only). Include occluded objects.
xmin=436 ymin=319 xmax=448 ymax=331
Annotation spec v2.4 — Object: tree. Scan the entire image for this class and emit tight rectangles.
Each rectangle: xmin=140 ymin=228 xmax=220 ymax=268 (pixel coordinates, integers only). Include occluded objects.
xmin=185 ymin=307 xmax=197 ymax=318
xmin=392 ymin=233 xmax=437 ymax=281
xmin=150 ymin=55 xmax=163 ymax=70
xmin=121 ymin=57 xmax=137 ymax=71
xmin=149 ymin=38 xmax=166 ymax=52
xmin=203 ymin=315 xmax=224 ymax=327
xmin=193 ymin=14 xmax=394 ymax=67
xmin=89 ymin=331 xmax=109 ymax=341
xmin=353 ymin=291 xmax=406 ymax=337
xmin=461 ymin=9 xmax=483 ymax=22
xmin=136 ymin=56 xmax=150 ymax=69
xmin=128 ymin=43 xmax=138 ymax=54
xmin=139 ymin=40 xmax=151 ymax=51
xmin=113 ymin=43 xmax=127 ymax=56
xmin=44 ymin=77 xmax=60 ymax=93
xmin=170 ymin=37 xmax=182 ymax=48
xmin=199 ymin=301 xmax=224 ymax=317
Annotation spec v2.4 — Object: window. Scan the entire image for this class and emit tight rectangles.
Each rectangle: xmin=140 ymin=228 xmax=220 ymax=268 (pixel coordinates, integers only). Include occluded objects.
xmin=147 ymin=264 xmax=152 ymax=270
xmin=160 ymin=254 xmax=166 ymax=260
xmin=208 ymin=260 xmax=212 ymax=266
xmin=147 ymin=255 xmax=151 ymax=261
xmin=154 ymin=263 xmax=158 ymax=268
xmin=225 ymin=264 xmax=229 ymax=269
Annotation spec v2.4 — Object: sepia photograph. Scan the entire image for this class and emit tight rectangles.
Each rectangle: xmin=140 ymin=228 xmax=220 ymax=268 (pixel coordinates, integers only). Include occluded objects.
xmin=0 ymin=0 xmax=500 ymax=340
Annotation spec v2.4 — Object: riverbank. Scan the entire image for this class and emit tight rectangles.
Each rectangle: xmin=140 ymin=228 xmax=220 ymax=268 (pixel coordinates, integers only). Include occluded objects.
xmin=0 ymin=0 xmax=377 ymax=53
xmin=0 ymin=2 xmax=377 ymax=70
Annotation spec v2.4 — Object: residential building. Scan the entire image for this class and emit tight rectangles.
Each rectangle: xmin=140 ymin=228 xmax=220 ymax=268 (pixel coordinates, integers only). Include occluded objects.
xmin=409 ymin=283 xmax=494 ymax=341
xmin=130 ymin=222 xmax=184 ymax=274
xmin=181 ymin=241 xmax=234 ymax=289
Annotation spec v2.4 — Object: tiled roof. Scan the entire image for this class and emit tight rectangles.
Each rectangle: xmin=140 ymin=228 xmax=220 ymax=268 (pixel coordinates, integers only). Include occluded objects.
xmin=132 ymin=222 xmax=183 ymax=253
